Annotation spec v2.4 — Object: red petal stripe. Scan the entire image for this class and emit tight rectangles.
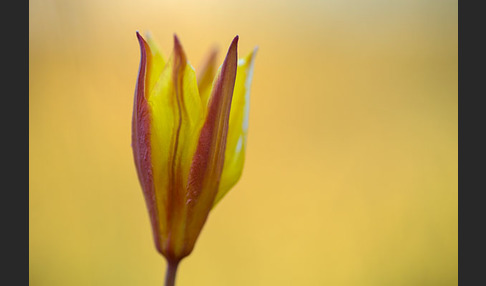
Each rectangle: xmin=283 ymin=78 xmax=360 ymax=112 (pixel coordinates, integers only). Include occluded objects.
xmin=183 ymin=36 xmax=239 ymax=248
xmin=132 ymin=32 xmax=162 ymax=254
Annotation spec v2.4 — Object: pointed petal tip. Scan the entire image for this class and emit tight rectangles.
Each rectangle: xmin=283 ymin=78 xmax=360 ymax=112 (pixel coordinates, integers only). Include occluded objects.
xmin=226 ymin=35 xmax=239 ymax=60
xmin=173 ymin=34 xmax=186 ymax=60
xmin=243 ymin=46 xmax=258 ymax=62
xmin=209 ymin=46 xmax=219 ymax=57
xmin=253 ymin=45 xmax=259 ymax=55
xmin=136 ymin=32 xmax=148 ymax=53
xmin=232 ymin=35 xmax=239 ymax=47
xmin=136 ymin=31 xmax=147 ymax=45
xmin=246 ymin=46 xmax=259 ymax=62
xmin=173 ymin=34 xmax=181 ymax=49
xmin=205 ymin=46 xmax=219 ymax=67
xmin=201 ymin=46 xmax=219 ymax=71
xmin=145 ymin=31 xmax=153 ymax=40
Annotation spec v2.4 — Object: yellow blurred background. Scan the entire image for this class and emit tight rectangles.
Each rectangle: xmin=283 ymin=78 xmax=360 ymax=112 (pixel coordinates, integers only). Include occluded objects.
xmin=29 ymin=0 xmax=457 ymax=285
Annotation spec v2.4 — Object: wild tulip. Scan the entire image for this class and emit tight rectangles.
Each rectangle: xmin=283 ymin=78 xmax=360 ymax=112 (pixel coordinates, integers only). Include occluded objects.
xmin=132 ymin=32 xmax=257 ymax=285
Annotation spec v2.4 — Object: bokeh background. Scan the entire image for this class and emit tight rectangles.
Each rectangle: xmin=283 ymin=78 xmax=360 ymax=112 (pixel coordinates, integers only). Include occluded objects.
xmin=30 ymin=0 xmax=457 ymax=285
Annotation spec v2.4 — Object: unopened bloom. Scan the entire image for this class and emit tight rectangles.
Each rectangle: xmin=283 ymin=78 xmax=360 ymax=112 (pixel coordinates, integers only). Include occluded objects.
xmin=131 ymin=32 xmax=257 ymax=266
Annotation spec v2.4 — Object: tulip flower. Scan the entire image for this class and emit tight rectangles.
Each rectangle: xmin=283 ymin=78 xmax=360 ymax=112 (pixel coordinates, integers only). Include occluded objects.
xmin=132 ymin=32 xmax=257 ymax=286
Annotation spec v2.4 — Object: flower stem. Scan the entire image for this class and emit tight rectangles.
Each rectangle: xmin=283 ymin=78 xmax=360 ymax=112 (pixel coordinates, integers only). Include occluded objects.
xmin=164 ymin=259 xmax=180 ymax=286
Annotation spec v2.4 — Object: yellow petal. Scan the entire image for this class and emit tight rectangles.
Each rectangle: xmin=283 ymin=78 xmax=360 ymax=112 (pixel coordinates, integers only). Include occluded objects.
xmin=144 ymin=32 xmax=166 ymax=97
xmin=147 ymin=35 xmax=204 ymax=258
xmin=184 ymin=36 xmax=239 ymax=251
xmin=197 ymin=47 xmax=218 ymax=111
xmin=213 ymin=47 xmax=258 ymax=207
xmin=133 ymin=32 xmax=164 ymax=254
